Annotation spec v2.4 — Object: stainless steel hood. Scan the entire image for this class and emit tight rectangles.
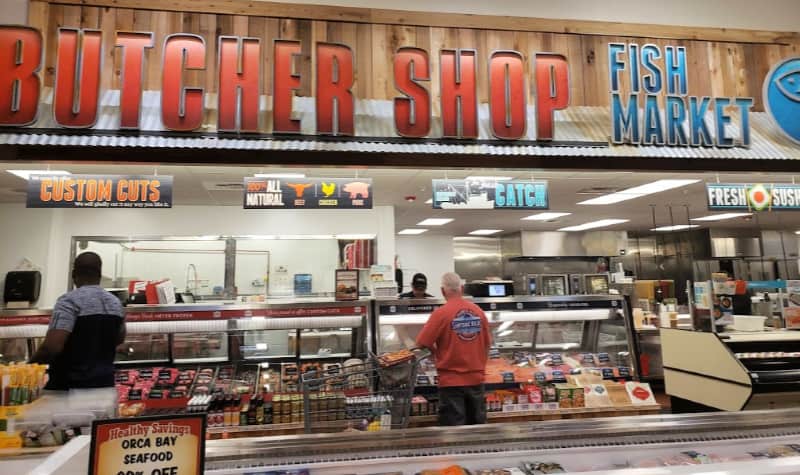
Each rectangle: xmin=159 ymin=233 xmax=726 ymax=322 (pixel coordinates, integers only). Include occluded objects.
xmin=502 ymin=231 xmax=628 ymax=258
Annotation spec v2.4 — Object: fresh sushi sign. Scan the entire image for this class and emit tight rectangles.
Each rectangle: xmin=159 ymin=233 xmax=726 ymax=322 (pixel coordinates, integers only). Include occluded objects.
xmin=707 ymin=183 xmax=800 ymax=211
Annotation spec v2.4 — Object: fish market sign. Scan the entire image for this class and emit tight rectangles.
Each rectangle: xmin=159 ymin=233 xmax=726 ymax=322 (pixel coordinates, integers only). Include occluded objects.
xmin=609 ymin=43 xmax=753 ymax=148
xmin=432 ymin=179 xmax=548 ymax=210
xmin=707 ymin=183 xmax=800 ymax=211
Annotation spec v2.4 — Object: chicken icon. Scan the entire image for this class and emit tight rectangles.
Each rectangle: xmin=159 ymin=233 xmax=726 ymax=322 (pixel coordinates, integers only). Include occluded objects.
xmin=321 ymin=182 xmax=336 ymax=197
xmin=287 ymin=183 xmax=313 ymax=198
xmin=343 ymin=182 xmax=370 ymax=199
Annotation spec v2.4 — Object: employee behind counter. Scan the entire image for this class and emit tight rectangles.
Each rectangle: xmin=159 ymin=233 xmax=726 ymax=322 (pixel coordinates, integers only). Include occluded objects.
xmin=399 ymin=273 xmax=434 ymax=299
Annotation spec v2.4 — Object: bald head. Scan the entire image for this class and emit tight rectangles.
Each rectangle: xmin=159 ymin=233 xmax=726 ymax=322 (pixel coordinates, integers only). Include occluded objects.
xmin=440 ymin=272 xmax=464 ymax=300
xmin=73 ymin=252 xmax=102 ymax=287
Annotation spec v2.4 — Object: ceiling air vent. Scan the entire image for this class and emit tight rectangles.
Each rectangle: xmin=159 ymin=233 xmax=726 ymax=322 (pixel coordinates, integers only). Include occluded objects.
xmin=202 ymin=182 xmax=244 ymax=191
xmin=576 ymin=186 xmax=620 ymax=195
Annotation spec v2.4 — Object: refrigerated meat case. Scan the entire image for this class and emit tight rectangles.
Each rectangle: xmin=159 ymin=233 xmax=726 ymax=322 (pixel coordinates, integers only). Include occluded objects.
xmin=36 ymin=408 xmax=800 ymax=474
xmin=662 ymin=328 xmax=800 ymax=411
xmin=376 ymin=295 xmax=656 ymax=423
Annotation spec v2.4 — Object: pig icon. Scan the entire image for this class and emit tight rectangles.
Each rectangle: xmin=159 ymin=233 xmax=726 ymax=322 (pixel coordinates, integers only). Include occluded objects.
xmin=343 ymin=182 xmax=370 ymax=199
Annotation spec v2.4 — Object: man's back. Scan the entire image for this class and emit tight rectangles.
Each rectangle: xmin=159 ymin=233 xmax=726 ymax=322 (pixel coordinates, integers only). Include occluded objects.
xmin=416 ymin=297 xmax=490 ymax=387
xmin=46 ymin=285 xmax=124 ymax=390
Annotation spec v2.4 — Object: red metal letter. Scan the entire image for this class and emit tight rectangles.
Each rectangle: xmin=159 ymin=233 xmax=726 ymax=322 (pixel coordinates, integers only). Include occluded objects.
xmin=162 ymin=34 xmax=206 ymax=132
xmin=273 ymin=39 xmax=301 ymax=134
xmin=316 ymin=43 xmax=354 ymax=136
xmin=218 ymin=36 xmax=261 ymax=133
xmin=535 ymin=53 xmax=569 ymax=141
xmin=54 ymin=28 xmax=102 ymax=128
xmin=393 ymin=47 xmax=430 ymax=138
xmin=116 ymin=32 xmax=153 ymax=129
xmin=0 ymin=26 xmax=41 ymax=126
xmin=440 ymin=49 xmax=478 ymax=139
xmin=489 ymin=51 xmax=526 ymax=140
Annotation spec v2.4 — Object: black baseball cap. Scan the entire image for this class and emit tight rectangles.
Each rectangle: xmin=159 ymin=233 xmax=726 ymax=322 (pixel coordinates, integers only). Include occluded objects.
xmin=411 ymin=273 xmax=427 ymax=289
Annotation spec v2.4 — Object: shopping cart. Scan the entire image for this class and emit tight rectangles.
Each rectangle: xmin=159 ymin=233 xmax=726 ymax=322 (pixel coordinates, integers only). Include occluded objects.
xmin=300 ymin=348 xmax=430 ymax=433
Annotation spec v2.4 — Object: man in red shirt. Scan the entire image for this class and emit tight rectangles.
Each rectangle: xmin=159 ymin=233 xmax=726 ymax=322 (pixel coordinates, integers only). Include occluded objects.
xmin=416 ymin=272 xmax=491 ymax=426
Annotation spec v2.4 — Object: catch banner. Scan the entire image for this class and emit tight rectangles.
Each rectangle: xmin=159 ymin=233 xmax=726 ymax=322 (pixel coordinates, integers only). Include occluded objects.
xmin=707 ymin=183 xmax=800 ymax=211
xmin=27 ymin=174 xmax=172 ymax=208
xmin=89 ymin=414 xmax=205 ymax=475
xmin=243 ymin=177 xmax=372 ymax=209
xmin=432 ymin=179 xmax=548 ymax=210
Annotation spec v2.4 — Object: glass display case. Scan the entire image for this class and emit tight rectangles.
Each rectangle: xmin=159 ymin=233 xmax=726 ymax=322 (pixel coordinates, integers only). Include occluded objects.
xmin=0 ymin=301 xmax=369 ymax=367
xmin=375 ymin=295 xmax=639 ymax=385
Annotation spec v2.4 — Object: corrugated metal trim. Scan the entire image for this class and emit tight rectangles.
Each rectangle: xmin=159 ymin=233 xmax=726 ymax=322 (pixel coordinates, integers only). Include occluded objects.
xmin=1 ymin=88 xmax=798 ymax=160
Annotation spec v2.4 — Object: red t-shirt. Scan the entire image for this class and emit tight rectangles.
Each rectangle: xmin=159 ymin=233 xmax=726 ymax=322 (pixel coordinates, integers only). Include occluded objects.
xmin=416 ymin=298 xmax=491 ymax=387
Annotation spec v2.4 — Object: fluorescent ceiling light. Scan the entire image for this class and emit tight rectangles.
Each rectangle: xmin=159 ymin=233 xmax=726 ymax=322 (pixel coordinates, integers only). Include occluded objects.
xmin=578 ymin=179 xmax=700 ymax=205
xmin=335 ymin=234 xmax=376 ymax=240
xmin=279 ymin=234 xmax=334 ymax=240
xmin=254 ymin=173 xmax=306 ymax=178
xmin=468 ymin=229 xmax=504 ymax=236
xmin=465 ymin=176 xmax=513 ymax=181
xmin=398 ymin=229 xmax=428 ymax=235
xmin=522 ymin=212 xmax=572 ymax=221
xmin=651 ymin=224 xmax=700 ymax=232
xmin=417 ymin=218 xmax=453 ymax=226
xmin=558 ymin=219 xmax=629 ymax=232
xmin=691 ymin=213 xmax=752 ymax=222
xmin=7 ymin=170 xmax=71 ymax=180
xmin=497 ymin=330 xmax=514 ymax=338
xmin=424 ymin=199 xmax=433 ymax=204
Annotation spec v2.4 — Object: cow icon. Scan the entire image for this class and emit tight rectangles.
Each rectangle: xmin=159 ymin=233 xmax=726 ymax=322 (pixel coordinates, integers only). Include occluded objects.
xmin=343 ymin=182 xmax=370 ymax=199
xmin=287 ymin=183 xmax=313 ymax=197
xmin=321 ymin=182 xmax=336 ymax=197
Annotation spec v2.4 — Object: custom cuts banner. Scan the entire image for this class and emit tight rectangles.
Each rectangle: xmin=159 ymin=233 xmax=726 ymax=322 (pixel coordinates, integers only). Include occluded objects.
xmin=243 ymin=177 xmax=372 ymax=209
xmin=432 ymin=179 xmax=548 ymax=210
xmin=27 ymin=175 xmax=172 ymax=208
xmin=707 ymin=183 xmax=800 ymax=211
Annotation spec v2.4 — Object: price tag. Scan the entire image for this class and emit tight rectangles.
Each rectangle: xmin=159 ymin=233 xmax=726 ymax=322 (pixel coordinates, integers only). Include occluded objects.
xmin=90 ymin=414 xmax=205 ymax=475
xmin=551 ymin=370 xmax=566 ymax=383
xmin=581 ymin=353 xmax=595 ymax=365
xmin=551 ymin=353 xmax=564 ymax=365
xmin=601 ymin=368 xmax=615 ymax=380
xmin=597 ymin=353 xmax=611 ymax=364
xmin=502 ymin=372 xmax=515 ymax=383
xmin=618 ymin=367 xmax=631 ymax=378
xmin=534 ymin=372 xmax=547 ymax=384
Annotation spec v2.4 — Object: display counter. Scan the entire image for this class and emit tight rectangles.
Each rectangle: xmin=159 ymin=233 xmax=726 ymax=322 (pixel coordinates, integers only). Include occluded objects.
xmin=30 ymin=409 xmax=800 ymax=474
xmin=662 ymin=327 xmax=800 ymax=411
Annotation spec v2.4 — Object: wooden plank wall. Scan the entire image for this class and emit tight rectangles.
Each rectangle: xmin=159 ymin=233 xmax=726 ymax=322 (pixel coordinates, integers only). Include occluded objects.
xmin=27 ymin=1 xmax=800 ymax=112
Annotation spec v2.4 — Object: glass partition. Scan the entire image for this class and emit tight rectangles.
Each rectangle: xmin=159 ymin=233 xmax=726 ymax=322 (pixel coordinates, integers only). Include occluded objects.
xmin=73 ymin=235 xmax=375 ymax=299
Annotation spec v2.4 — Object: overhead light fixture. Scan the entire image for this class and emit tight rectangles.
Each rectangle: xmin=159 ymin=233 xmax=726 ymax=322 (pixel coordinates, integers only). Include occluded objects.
xmin=691 ymin=212 xmax=752 ymax=222
xmin=254 ymin=173 xmax=306 ymax=179
xmin=279 ymin=234 xmax=334 ymax=240
xmin=558 ymin=219 xmax=629 ymax=232
xmin=651 ymin=224 xmax=700 ymax=232
xmin=465 ymin=176 xmax=513 ymax=181
xmin=417 ymin=218 xmax=453 ymax=226
xmin=424 ymin=199 xmax=433 ymax=204
xmin=497 ymin=330 xmax=514 ymax=338
xmin=398 ymin=229 xmax=428 ymax=235
xmin=578 ymin=179 xmax=700 ymax=205
xmin=7 ymin=170 xmax=71 ymax=180
xmin=522 ymin=212 xmax=572 ymax=221
xmin=468 ymin=229 xmax=504 ymax=236
xmin=335 ymin=234 xmax=376 ymax=240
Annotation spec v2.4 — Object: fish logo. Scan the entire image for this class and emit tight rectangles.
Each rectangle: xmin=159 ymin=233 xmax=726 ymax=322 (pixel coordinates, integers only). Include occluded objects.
xmin=764 ymin=57 xmax=800 ymax=144
xmin=321 ymin=182 xmax=336 ymax=197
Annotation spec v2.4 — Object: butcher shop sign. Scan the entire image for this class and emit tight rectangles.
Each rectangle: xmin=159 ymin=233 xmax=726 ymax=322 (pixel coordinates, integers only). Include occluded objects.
xmin=243 ymin=177 xmax=372 ymax=209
